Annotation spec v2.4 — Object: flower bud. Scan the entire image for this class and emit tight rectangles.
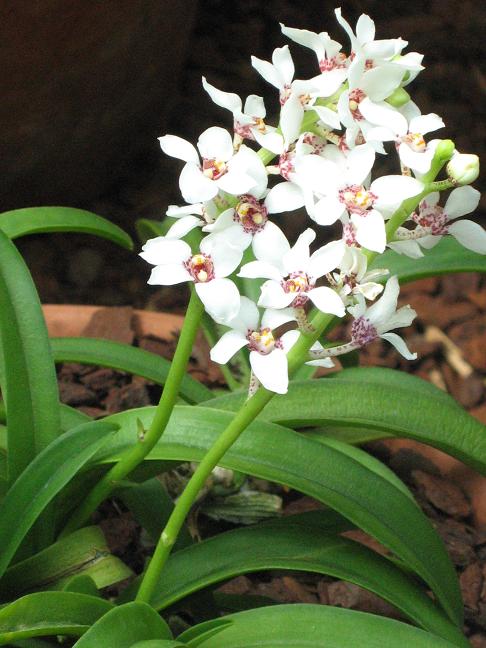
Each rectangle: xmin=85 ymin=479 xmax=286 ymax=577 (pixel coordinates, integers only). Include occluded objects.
xmin=385 ymin=87 xmax=410 ymax=108
xmin=447 ymin=153 xmax=480 ymax=186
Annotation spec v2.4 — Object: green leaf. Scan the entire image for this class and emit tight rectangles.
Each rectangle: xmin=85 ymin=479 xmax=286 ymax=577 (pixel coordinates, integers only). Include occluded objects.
xmin=131 ymin=642 xmax=185 ymax=648
xmin=62 ymin=574 xmax=100 ymax=597
xmin=0 ymin=592 xmax=113 ymax=645
xmin=0 ymin=526 xmax=131 ymax=600
xmin=178 ymin=604 xmax=460 ymax=647
xmin=95 ymin=406 xmax=462 ymax=626
xmin=117 ymin=478 xmax=193 ymax=549
xmin=177 ymin=619 xmax=233 ymax=647
xmin=0 ymin=421 xmax=117 ymax=579
xmin=208 ymin=368 xmax=486 ymax=475
xmin=132 ymin=512 xmax=465 ymax=645
xmin=0 ymin=230 xmax=60 ymax=484
xmin=372 ymin=236 xmax=486 ymax=283
xmin=60 ymin=404 xmax=91 ymax=431
xmin=0 ymin=206 xmax=133 ymax=250
xmin=51 ymin=337 xmax=213 ymax=405
xmin=72 ymin=602 xmax=172 ymax=647
xmin=135 ymin=218 xmax=165 ymax=243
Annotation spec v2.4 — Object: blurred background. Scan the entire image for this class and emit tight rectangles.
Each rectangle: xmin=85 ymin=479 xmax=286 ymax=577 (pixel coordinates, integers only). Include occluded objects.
xmin=1 ymin=0 xmax=485 ymax=305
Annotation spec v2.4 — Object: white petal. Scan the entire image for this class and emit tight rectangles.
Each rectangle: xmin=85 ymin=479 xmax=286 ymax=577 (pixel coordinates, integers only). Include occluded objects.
xmin=352 ymin=210 xmax=386 ymax=253
xmin=252 ymin=221 xmax=290 ymax=266
xmin=356 ymin=13 xmax=375 ymax=44
xmin=359 ymin=98 xmax=407 ymax=135
xmin=345 ymin=143 xmax=376 ymax=185
xmin=372 ymin=175 xmax=424 ymax=214
xmin=417 ymin=234 xmax=441 ymax=250
xmin=280 ymin=329 xmax=300 ymax=353
xmin=306 ymin=355 xmax=335 ymax=368
xmin=294 ymin=154 xmax=340 ymax=191
xmin=196 ymin=278 xmax=240 ymax=324
xmin=211 ymin=244 xmax=243 ymax=278
xmin=357 ymin=281 xmax=385 ymax=300
xmin=262 ymin=307 xmax=296 ymax=329
xmin=227 ymin=296 xmax=260 ymax=333
xmin=205 ymin=208 xmax=236 ymax=233
xmin=158 ymin=135 xmax=199 ymax=164
xmin=210 ymin=330 xmax=248 ymax=364
xmin=197 ymin=127 xmax=234 ymax=161
xmin=272 ymin=45 xmax=295 ymax=85
xmin=388 ymin=240 xmax=424 ymax=259
xmin=310 ymin=69 xmax=347 ymax=97
xmin=148 ymin=264 xmax=192 ymax=286
xmin=166 ymin=215 xmax=202 ymax=239
xmin=449 ymin=221 xmax=486 ymax=255
xmin=283 ymin=228 xmax=316 ymax=273
xmin=309 ymin=240 xmax=345 ymax=278
xmin=365 ymin=38 xmax=404 ymax=60
xmin=236 ymin=145 xmax=269 ymax=199
xmin=265 ymin=182 xmax=305 ymax=214
xmin=308 ymin=286 xmax=345 ymax=317
xmin=281 ymin=94 xmax=304 ymax=149
xmin=409 ymin=113 xmax=444 ymax=136
xmin=383 ymin=304 xmax=417 ymax=331
xmin=202 ymin=77 xmax=242 ymax=114
xmin=380 ymin=332 xmax=417 ymax=360
xmin=258 ymin=280 xmax=295 ymax=309
xmin=179 ymin=163 xmax=217 ymax=204
xmin=280 ymin=24 xmax=325 ymax=59
xmin=216 ymin=169 xmax=256 ymax=196
xmin=252 ymin=130 xmax=285 ymax=154
xmin=367 ymin=275 xmax=399 ymax=326
xmin=398 ymin=144 xmax=434 ymax=175
xmin=360 ymin=65 xmax=405 ymax=101
xmin=238 ymin=260 xmax=283 ymax=281
xmin=311 ymin=105 xmax=342 ymax=130
xmin=244 ymin=94 xmax=266 ymax=118
xmin=444 ymin=186 xmax=481 ymax=220
xmin=140 ymin=237 xmax=191 ymax=265
xmin=306 ymin=193 xmax=345 ymax=225
xmin=251 ymin=55 xmax=283 ymax=89
xmin=166 ymin=203 xmax=203 ymax=217
xmin=250 ymin=349 xmax=289 ymax=394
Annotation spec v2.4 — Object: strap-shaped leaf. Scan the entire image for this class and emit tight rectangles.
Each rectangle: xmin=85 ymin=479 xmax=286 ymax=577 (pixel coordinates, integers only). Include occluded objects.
xmin=128 ymin=513 xmax=466 ymax=645
xmin=95 ymin=406 xmax=463 ymax=626
xmin=208 ymin=368 xmax=486 ymax=474
xmin=178 ymin=604 xmax=459 ymax=647
xmin=51 ymin=337 xmax=213 ymax=404
xmin=0 ymin=206 xmax=132 ymax=250
xmin=0 ymin=526 xmax=131 ymax=600
xmin=131 ymin=642 xmax=185 ymax=648
xmin=371 ymin=236 xmax=486 ymax=283
xmin=0 ymin=592 xmax=113 ymax=645
xmin=72 ymin=602 xmax=172 ymax=647
xmin=0 ymin=421 xmax=117 ymax=579
xmin=0 ymin=230 xmax=60 ymax=483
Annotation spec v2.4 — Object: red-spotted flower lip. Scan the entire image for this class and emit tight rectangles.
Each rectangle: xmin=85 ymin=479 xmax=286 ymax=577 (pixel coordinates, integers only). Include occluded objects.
xmin=339 ymin=184 xmax=377 ymax=215
xmin=401 ymin=132 xmax=426 ymax=152
xmin=281 ymin=271 xmax=314 ymax=307
xmin=412 ymin=204 xmax=449 ymax=235
xmin=351 ymin=315 xmax=378 ymax=346
xmin=348 ymin=88 xmax=366 ymax=121
xmin=202 ymin=158 xmax=228 ymax=180
xmin=246 ymin=327 xmax=282 ymax=355
xmin=184 ymin=253 xmax=215 ymax=283
xmin=234 ymin=195 xmax=268 ymax=233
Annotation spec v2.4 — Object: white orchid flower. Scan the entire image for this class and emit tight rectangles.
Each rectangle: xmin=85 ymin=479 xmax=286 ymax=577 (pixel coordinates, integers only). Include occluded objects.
xmin=332 ymin=246 xmax=388 ymax=302
xmin=251 ymin=45 xmax=344 ymax=153
xmin=348 ymin=275 xmax=417 ymax=359
xmin=366 ymin=100 xmax=444 ymax=173
xmin=140 ymin=236 xmax=242 ymax=324
xmin=294 ymin=143 xmax=423 ymax=252
xmin=210 ymin=297 xmax=300 ymax=394
xmin=201 ymin=77 xmax=276 ymax=143
xmin=159 ymin=127 xmax=267 ymax=204
xmin=390 ymin=186 xmax=485 ymax=257
xmin=280 ymin=23 xmax=348 ymax=77
xmin=239 ymin=228 xmax=345 ymax=317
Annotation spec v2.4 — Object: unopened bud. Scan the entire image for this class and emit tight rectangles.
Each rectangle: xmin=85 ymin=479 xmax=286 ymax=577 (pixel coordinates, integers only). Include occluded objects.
xmin=447 ymin=153 xmax=480 ymax=186
xmin=385 ymin=87 xmax=410 ymax=108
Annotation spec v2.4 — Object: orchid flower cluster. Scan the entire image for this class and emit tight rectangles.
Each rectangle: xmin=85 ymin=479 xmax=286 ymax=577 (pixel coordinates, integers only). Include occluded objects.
xmin=141 ymin=8 xmax=483 ymax=395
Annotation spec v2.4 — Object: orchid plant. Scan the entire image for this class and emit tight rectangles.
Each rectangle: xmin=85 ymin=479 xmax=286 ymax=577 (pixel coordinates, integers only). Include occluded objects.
xmin=0 ymin=8 xmax=485 ymax=647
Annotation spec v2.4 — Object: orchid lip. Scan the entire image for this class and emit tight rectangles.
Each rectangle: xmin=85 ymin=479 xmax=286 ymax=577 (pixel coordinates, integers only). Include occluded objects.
xmin=184 ymin=253 xmax=215 ymax=283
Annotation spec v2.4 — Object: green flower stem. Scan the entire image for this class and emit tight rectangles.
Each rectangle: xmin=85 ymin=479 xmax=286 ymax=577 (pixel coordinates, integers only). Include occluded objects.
xmin=60 ymin=291 xmax=205 ymax=538
xmin=135 ymin=311 xmax=331 ymax=605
